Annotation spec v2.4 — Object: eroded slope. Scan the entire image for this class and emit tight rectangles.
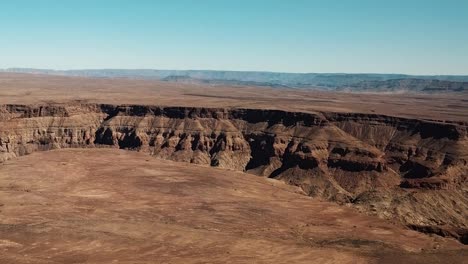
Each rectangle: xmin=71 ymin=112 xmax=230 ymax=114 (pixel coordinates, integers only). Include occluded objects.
xmin=0 ymin=103 xmax=467 ymax=243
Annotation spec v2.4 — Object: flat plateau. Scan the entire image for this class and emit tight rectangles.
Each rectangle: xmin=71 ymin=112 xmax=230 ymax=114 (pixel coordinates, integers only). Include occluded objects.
xmin=1 ymin=72 xmax=467 ymax=122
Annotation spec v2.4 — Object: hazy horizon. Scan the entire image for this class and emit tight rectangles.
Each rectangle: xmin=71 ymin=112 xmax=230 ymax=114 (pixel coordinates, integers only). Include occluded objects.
xmin=4 ymin=67 xmax=468 ymax=77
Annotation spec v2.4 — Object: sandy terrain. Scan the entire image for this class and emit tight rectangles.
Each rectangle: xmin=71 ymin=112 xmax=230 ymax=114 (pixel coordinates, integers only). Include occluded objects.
xmin=0 ymin=73 xmax=467 ymax=122
xmin=0 ymin=149 xmax=465 ymax=264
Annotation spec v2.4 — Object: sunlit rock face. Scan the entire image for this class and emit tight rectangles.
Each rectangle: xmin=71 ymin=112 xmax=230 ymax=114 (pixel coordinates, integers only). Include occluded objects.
xmin=1 ymin=103 xmax=467 ymax=243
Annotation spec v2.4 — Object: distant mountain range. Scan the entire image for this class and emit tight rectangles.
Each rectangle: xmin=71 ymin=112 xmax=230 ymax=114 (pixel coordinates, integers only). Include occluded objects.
xmin=2 ymin=68 xmax=468 ymax=93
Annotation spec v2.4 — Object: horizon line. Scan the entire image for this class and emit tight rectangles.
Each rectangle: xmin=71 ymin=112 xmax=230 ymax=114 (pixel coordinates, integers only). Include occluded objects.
xmin=2 ymin=67 xmax=468 ymax=77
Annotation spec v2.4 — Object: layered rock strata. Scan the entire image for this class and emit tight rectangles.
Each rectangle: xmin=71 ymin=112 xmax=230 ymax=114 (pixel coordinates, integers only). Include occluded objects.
xmin=1 ymin=104 xmax=467 ymax=243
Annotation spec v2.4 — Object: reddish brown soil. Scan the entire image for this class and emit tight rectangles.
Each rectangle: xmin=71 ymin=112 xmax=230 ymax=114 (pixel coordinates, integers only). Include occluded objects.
xmin=0 ymin=73 xmax=467 ymax=263
xmin=0 ymin=149 xmax=465 ymax=263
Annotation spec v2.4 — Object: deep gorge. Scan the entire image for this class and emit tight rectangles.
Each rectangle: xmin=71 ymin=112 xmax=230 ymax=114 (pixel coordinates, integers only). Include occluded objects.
xmin=1 ymin=103 xmax=467 ymax=243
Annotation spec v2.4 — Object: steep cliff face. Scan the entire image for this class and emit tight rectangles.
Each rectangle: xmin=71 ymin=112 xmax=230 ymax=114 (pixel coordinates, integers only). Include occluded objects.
xmin=1 ymin=103 xmax=467 ymax=242
xmin=0 ymin=104 xmax=105 ymax=162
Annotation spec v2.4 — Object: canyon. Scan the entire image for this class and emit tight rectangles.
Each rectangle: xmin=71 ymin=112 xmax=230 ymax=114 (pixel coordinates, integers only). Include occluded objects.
xmin=2 ymin=1 xmax=468 ymax=262
xmin=0 ymin=73 xmax=467 ymax=263
xmin=1 ymin=103 xmax=467 ymax=245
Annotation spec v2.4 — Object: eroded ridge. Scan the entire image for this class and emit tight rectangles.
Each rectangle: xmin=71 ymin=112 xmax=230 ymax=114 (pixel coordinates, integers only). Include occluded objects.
xmin=1 ymin=103 xmax=467 ymax=243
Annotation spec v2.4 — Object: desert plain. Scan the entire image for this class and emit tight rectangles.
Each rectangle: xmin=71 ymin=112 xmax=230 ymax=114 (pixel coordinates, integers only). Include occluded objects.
xmin=0 ymin=73 xmax=467 ymax=263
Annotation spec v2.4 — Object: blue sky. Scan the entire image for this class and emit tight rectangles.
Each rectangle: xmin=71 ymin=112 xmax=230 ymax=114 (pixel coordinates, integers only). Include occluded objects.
xmin=0 ymin=0 xmax=467 ymax=74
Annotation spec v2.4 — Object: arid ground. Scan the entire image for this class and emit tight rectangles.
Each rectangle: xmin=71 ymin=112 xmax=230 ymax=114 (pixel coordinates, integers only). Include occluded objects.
xmin=1 ymin=73 xmax=467 ymax=121
xmin=0 ymin=73 xmax=467 ymax=263
xmin=0 ymin=149 xmax=466 ymax=264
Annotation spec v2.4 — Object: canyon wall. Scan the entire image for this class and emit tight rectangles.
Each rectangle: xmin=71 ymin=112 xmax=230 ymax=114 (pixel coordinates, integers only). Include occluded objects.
xmin=1 ymin=103 xmax=467 ymax=243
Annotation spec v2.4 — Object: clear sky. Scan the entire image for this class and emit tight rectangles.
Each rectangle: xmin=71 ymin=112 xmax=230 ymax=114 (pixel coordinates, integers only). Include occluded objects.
xmin=1 ymin=0 xmax=467 ymax=74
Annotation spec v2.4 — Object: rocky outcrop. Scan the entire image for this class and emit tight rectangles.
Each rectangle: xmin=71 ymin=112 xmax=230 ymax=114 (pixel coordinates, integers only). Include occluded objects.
xmin=1 ymin=103 xmax=467 ymax=243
